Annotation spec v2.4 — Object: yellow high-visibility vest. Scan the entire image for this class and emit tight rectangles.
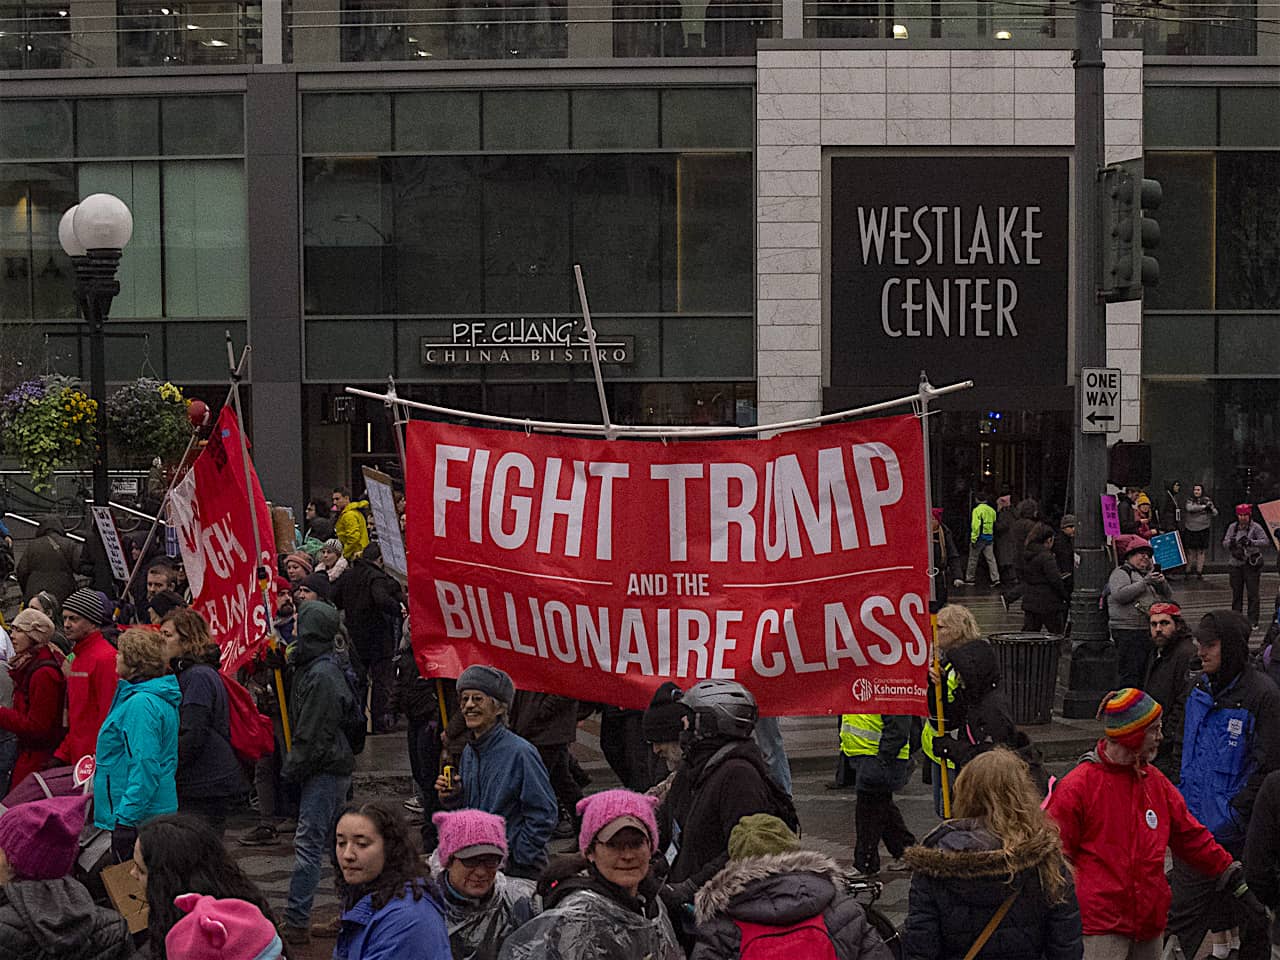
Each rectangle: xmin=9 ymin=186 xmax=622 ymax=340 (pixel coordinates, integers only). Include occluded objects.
xmin=921 ymin=664 xmax=961 ymax=768
xmin=839 ymin=713 xmax=910 ymax=760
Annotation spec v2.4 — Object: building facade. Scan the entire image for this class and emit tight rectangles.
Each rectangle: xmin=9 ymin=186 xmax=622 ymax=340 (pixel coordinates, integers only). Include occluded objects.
xmin=1 ymin=1 xmax=1277 ymax=541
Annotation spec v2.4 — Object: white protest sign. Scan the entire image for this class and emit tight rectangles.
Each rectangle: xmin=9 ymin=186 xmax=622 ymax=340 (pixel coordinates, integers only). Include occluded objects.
xmin=91 ymin=506 xmax=130 ymax=581
xmin=362 ymin=467 xmax=407 ymax=579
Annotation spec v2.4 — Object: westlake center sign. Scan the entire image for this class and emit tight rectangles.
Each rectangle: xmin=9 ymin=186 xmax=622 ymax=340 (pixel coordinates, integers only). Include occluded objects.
xmin=830 ymin=155 xmax=1069 ymax=389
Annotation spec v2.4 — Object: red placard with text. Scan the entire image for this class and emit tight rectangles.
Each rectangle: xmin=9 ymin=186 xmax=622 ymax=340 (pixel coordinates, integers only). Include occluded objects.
xmin=405 ymin=416 xmax=931 ymax=716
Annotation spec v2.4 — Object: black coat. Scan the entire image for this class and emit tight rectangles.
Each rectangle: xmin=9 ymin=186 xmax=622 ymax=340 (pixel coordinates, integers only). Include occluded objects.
xmin=0 ymin=877 xmax=135 ymax=960
xmin=174 ymin=660 xmax=245 ymax=799
xmin=509 ymin=692 xmax=579 ymax=747
xmin=903 ymin=820 xmax=1082 ymax=960
xmin=1019 ymin=544 xmax=1069 ymax=617
xmin=1141 ymin=628 xmax=1199 ymax=782
xmin=15 ymin=531 xmax=78 ymax=604
xmin=1243 ymin=769 xmax=1280 ymax=945
xmin=1051 ymin=531 xmax=1075 ymax=593
xmin=332 ymin=557 xmax=403 ymax=652
xmin=667 ymin=740 xmax=781 ymax=888
xmin=691 ymin=850 xmax=894 ymax=960
xmin=930 ymin=640 xmax=1018 ymax=770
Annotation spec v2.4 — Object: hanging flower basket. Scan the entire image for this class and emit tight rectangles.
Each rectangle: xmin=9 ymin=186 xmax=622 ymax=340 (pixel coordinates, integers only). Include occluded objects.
xmin=106 ymin=378 xmax=194 ymax=466
xmin=0 ymin=375 xmax=98 ymax=492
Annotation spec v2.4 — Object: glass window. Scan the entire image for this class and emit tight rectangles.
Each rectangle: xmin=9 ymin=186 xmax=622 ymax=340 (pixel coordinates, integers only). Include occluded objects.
xmin=306 ymin=319 xmax=394 ymax=379
xmin=303 ymin=157 xmax=391 ymax=314
xmin=394 ymin=92 xmax=481 ymax=151
xmin=166 ymin=321 xmax=246 ymax=381
xmin=1216 ymin=152 xmax=1280 ymax=310
xmin=482 ymin=155 xmax=573 ymax=311
xmin=674 ymin=153 xmax=753 ymax=312
xmin=390 ymin=156 xmax=483 ymax=313
xmin=77 ymin=161 xmax=164 ymax=319
xmin=77 ymin=99 xmax=161 ymax=158
xmin=661 ymin=317 xmax=754 ymax=378
xmin=571 ymin=155 xmax=671 ymax=313
xmin=1144 ymin=152 xmax=1214 ymax=311
xmin=1141 ymin=315 xmax=1215 ymax=375
xmin=0 ymin=163 xmax=77 ymax=320
xmin=303 ymin=93 xmax=392 ymax=154
xmin=571 ymin=90 xmax=660 ymax=150
xmin=1144 ymin=88 xmax=1216 ymax=148
xmin=162 ymin=96 xmax=245 ymax=155
xmin=661 ymin=88 xmax=753 ymax=149
xmin=1144 ymin=379 xmax=1216 ymax=503
xmin=1218 ymin=316 xmax=1280 ymax=375
xmin=0 ymin=100 xmax=72 ymax=160
xmin=162 ymin=159 xmax=248 ymax=316
xmin=1220 ymin=89 xmax=1280 ymax=148
xmin=483 ymin=92 xmax=569 ymax=151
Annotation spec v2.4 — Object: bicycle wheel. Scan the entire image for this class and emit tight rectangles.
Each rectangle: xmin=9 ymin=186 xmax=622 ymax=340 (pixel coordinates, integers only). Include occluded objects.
xmin=55 ymin=497 xmax=86 ymax=534
xmin=865 ymin=905 xmax=903 ymax=960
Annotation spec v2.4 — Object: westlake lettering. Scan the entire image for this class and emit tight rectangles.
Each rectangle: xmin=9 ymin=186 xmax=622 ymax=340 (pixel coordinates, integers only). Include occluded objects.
xmin=856 ymin=205 xmax=1043 ymax=339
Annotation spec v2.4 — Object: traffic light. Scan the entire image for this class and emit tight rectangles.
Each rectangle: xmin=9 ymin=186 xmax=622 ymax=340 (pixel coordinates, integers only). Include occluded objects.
xmin=1101 ymin=160 xmax=1161 ymax=302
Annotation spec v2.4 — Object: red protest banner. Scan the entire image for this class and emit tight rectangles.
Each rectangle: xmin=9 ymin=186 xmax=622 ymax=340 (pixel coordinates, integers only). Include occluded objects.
xmin=169 ymin=407 xmax=276 ymax=675
xmin=405 ymin=415 xmax=930 ymax=716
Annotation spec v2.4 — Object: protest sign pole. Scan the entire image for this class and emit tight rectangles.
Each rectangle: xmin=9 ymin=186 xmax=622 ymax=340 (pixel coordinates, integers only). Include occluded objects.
xmin=573 ymin=264 xmax=615 ymax=440
xmin=917 ymin=372 xmax=952 ymax=818
xmin=385 ymin=378 xmax=449 ymax=728
xmin=225 ymin=333 xmax=292 ymax=751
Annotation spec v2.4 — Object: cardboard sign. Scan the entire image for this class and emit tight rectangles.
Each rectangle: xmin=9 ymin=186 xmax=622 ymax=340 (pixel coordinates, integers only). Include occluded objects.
xmin=406 ymin=415 xmax=931 ymax=716
xmin=90 ymin=506 xmax=130 ymax=582
xmin=363 ymin=466 xmax=407 ymax=579
xmin=1101 ymin=494 xmax=1121 ymax=538
xmin=169 ymin=407 xmax=277 ymax=675
xmin=1150 ymin=530 xmax=1186 ymax=570
xmin=101 ymin=861 xmax=149 ymax=934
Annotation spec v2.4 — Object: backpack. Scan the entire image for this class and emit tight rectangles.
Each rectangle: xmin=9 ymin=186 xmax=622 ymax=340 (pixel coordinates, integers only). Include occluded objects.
xmin=220 ymin=674 xmax=276 ymax=765
xmin=735 ymin=915 xmax=837 ymax=960
xmin=319 ymin=654 xmax=367 ymax=756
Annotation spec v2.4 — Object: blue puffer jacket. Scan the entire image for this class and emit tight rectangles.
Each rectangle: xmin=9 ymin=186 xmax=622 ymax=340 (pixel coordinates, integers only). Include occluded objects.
xmin=448 ymin=723 xmax=558 ymax=873
xmin=93 ymin=675 xmax=181 ymax=830
xmin=335 ymin=884 xmax=451 ymax=960
xmin=1180 ymin=666 xmax=1280 ymax=847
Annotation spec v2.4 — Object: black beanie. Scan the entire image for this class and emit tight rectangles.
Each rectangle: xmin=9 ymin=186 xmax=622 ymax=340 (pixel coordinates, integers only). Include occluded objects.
xmin=297 ymin=571 xmax=332 ymax=602
xmin=1197 ymin=610 xmax=1251 ymax=690
xmin=642 ymin=681 xmax=688 ymax=743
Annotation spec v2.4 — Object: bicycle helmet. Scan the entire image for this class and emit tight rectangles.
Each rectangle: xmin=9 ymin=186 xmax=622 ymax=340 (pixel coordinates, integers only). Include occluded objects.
xmin=679 ymin=679 xmax=758 ymax=744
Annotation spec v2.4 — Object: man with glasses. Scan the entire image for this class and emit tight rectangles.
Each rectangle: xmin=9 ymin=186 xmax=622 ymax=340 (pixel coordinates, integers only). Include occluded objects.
xmin=435 ymin=664 xmax=558 ymax=879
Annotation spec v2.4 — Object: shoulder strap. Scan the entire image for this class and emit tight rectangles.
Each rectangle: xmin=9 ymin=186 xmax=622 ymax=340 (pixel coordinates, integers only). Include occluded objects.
xmin=963 ymin=889 xmax=1019 ymax=960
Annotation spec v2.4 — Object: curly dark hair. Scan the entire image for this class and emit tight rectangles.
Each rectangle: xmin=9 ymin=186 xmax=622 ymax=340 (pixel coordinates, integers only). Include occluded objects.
xmin=332 ymin=800 xmax=429 ymax=912
xmin=138 ymin=815 xmax=285 ymax=959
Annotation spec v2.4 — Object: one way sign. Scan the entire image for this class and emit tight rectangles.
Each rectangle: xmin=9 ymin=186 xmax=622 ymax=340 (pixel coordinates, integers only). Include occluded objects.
xmin=1081 ymin=366 xmax=1122 ymax=434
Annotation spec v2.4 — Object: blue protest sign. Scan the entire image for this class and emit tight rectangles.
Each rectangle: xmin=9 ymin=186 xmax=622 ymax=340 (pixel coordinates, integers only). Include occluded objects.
xmin=1150 ymin=530 xmax=1186 ymax=570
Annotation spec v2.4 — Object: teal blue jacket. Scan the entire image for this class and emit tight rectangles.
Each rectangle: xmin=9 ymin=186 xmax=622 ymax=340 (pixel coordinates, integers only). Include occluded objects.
xmin=93 ymin=675 xmax=181 ymax=830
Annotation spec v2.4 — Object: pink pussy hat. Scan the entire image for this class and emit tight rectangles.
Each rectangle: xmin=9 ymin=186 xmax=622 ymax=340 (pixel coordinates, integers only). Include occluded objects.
xmin=433 ymin=809 xmax=509 ymax=864
xmin=576 ymin=789 xmax=660 ymax=855
xmin=164 ymin=894 xmax=282 ymax=960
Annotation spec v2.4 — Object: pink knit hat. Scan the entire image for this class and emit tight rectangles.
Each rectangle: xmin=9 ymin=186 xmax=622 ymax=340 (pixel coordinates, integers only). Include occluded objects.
xmin=0 ymin=794 xmax=88 ymax=880
xmin=432 ymin=809 xmax=508 ymax=865
xmin=576 ymin=789 xmax=660 ymax=855
xmin=164 ymin=894 xmax=281 ymax=960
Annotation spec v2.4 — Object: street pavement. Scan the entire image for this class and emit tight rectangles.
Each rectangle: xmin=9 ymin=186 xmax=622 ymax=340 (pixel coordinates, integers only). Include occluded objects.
xmin=227 ymin=572 xmax=1271 ymax=957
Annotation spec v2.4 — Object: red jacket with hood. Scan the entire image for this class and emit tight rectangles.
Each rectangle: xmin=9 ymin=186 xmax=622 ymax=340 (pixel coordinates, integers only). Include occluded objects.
xmin=54 ymin=630 xmax=119 ymax=764
xmin=1046 ymin=739 xmax=1233 ymax=941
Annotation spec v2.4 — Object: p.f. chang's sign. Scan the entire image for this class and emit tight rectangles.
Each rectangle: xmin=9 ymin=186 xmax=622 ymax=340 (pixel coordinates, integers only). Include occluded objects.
xmin=421 ymin=320 xmax=634 ymax=366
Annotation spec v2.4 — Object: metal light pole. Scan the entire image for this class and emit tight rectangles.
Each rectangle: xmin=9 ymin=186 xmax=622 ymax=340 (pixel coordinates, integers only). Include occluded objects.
xmin=1062 ymin=0 xmax=1119 ymax=717
xmin=59 ymin=194 xmax=133 ymax=510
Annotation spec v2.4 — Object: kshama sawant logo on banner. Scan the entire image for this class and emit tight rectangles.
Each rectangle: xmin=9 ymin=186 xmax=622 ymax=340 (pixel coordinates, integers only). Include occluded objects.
xmin=405 ymin=415 xmax=931 ymax=715
xmin=170 ymin=407 xmax=277 ymax=675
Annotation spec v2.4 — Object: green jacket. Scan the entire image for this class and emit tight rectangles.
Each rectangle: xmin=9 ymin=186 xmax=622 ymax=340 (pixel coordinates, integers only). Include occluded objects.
xmin=282 ymin=602 xmax=355 ymax=782
xmin=970 ymin=503 xmax=996 ymax=543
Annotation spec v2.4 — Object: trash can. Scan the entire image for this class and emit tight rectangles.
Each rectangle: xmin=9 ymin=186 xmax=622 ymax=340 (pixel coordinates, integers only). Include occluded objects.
xmin=988 ymin=632 xmax=1062 ymax=725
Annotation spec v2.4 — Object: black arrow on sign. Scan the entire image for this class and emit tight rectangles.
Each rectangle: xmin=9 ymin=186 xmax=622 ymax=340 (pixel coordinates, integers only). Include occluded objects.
xmin=1086 ymin=411 xmax=1116 ymax=425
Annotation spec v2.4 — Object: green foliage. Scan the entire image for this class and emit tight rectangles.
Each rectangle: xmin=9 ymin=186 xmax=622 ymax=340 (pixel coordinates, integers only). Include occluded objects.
xmin=0 ymin=375 xmax=97 ymax=491
xmin=106 ymin=378 xmax=193 ymax=465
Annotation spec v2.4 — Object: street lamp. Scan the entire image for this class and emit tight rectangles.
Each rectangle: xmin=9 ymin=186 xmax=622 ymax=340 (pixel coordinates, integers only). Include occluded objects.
xmin=59 ymin=193 xmax=133 ymax=509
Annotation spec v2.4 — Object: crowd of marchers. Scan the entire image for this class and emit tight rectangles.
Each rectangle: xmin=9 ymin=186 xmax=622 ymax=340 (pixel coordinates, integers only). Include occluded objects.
xmin=2 ymin=485 xmax=1280 ymax=960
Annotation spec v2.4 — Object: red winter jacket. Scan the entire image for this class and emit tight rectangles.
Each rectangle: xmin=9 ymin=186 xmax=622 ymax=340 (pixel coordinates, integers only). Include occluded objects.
xmin=54 ymin=631 xmax=119 ymax=765
xmin=1046 ymin=739 xmax=1233 ymax=941
xmin=0 ymin=646 xmax=66 ymax=788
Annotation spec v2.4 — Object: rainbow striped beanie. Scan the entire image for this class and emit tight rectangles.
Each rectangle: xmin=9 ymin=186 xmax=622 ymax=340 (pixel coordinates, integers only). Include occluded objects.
xmin=1097 ymin=688 xmax=1163 ymax=749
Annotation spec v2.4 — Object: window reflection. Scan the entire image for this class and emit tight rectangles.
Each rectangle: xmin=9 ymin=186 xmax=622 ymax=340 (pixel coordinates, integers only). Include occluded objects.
xmin=0 ymin=2 xmax=74 ymax=68
xmin=118 ymin=0 xmax=261 ymax=66
xmin=1113 ymin=1 xmax=1256 ymax=55
xmin=0 ymin=163 xmax=77 ymax=321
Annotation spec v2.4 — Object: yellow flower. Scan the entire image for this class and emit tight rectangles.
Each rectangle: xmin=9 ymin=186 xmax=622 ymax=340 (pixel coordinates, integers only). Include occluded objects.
xmin=74 ymin=438 xmax=81 ymax=445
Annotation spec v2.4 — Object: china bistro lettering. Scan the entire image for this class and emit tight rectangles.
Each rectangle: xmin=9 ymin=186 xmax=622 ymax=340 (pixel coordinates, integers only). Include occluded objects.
xmin=857 ymin=205 xmax=1044 ymax=339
